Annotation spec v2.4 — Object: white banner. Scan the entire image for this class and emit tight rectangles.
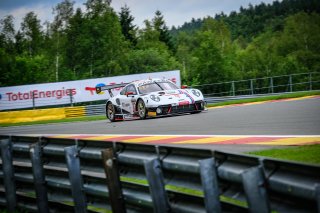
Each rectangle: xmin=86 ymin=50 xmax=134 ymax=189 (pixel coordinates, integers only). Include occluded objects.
xmin=0 ymin=70 xmax=181 ymax=111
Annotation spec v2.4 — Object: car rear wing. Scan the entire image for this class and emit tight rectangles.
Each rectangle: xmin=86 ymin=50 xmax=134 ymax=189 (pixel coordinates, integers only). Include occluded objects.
xmin=96 ymin=83 xmax=128 ymax=97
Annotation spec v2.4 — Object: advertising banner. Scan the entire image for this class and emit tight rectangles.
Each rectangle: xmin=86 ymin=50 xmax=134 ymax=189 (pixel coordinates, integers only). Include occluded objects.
xmin=0 ymin=70 xmax=180 ymax=111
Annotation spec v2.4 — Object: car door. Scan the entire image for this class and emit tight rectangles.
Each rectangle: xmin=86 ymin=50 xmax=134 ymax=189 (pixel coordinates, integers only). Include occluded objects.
xmin=119 ymin=84 xmax=138 ymax=114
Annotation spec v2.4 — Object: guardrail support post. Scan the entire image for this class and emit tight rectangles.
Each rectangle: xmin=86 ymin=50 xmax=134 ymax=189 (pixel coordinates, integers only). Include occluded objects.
xmin=242 ymin=166 xmax=270 ymax=213
xmin=316 ymin=184 xmax=320 ymax=213
xmin=30 ymin=141 xmax=49 ymax=213
xmin=199 ymin=158 xmax=221 ymax=213
xmin=65 ymin=145 xmax=87 ymax=213
xmin=0 ymin=138 xmax=16 ymax=212
xmin=101 ymin=148 xmax=126 ymax=213
xmin=144 ymin=158 xmax=170 ymax=213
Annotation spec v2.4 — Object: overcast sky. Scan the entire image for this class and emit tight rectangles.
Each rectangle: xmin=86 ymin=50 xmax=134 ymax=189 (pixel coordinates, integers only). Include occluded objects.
xmin=0 ymin=0 xmax=278 ymax=30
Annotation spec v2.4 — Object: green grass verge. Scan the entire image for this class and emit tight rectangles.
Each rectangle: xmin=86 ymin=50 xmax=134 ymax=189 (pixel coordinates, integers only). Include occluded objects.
xmin=247 ymin=145 xmax=320 ymax=164
xmin=121 ymin=176 xmax=248 ymax=208
xmin=0 ymin=115 xmax=106 ymax=127
xmin=207 ymin=90 xmax=320 ymax=108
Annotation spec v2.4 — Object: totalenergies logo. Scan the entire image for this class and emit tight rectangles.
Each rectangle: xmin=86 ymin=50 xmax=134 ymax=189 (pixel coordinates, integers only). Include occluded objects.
xmin=85 ymin=83 xmax=106 ymax=95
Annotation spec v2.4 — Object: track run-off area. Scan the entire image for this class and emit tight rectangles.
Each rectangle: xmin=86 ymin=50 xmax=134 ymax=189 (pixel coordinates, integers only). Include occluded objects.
xmin=1 ymin=95 xmax=320 ymax=149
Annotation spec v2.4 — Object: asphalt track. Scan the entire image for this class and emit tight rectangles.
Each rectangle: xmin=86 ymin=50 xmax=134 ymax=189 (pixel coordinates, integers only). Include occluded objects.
xmin=1 ymin=96 xmax=319 ymax=152
xmin=1 ymin=96 xmax=319 ymax=135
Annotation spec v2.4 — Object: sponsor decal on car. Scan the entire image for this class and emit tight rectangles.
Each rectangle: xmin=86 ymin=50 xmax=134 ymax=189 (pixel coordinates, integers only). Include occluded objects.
xmin=178 ymin=101 xmax=189 ymax=106
xmin=148 ymin=111 xmax=157 ymax=117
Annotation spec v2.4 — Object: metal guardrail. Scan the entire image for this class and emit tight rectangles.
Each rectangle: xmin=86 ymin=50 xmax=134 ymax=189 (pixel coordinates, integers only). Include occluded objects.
xmin=0 ymin=135 xmax=319 ymax=212
xmin=85 ymin=104 xmax=106 ymax=116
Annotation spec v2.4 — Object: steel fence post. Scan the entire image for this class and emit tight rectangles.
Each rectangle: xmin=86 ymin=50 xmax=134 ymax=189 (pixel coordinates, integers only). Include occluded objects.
xmin=69 ymin=89 xmax=73 ymax=107
xmin=270 ymin=77 xmax=274 ymax=93
xmin=101 ymin=148 xmax=126 ymax=213
xmin=309 ymin=73 xmax=312 ymax=90
xmin=144 ymin=158 xmax=170 ymax=213
xmin=231 ymin=81 xmax=235 ymax=96
xmin=0 ymin=138 xmax=16 ymax=212
xmin=32 ymin=91 xmax=36 ymax=109
xmin=250 ymin=79 xmax=254 ymax=95
xmin=64 ymin=145 xmax=87 ymax=213
xmin=289 ymin=75 xmax=293 ymax=92
xmin=199 ymin=158 xmax=221 ymax=213
xmin=241 ymin=166 xmax=270 ymax=213
xmin=30 ymin=140 xmax=49 ymax=213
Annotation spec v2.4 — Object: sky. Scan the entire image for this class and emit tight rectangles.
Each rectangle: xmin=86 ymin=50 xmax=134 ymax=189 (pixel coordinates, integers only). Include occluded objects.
xmin=0 ymin=0 xmax=278 ymax=30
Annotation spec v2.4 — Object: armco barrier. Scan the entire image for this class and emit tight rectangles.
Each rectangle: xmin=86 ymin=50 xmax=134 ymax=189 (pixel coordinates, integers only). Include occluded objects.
xmin=0 ymin=135 xmax=319 ymax=212
xmin=64 ymin=106 xmax=86 ymax=118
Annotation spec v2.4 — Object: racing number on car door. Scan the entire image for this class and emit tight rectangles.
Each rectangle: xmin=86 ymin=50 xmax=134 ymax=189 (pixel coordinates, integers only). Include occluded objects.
xmin=119 ymin=84 xmax=137 ymax=114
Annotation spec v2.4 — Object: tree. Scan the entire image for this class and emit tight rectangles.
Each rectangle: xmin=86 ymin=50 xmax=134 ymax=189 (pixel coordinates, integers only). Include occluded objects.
xmin=119 ymin=4 xmax=137 ymax=45
xmin=53 ymin=0 xmax=74 ymax=31
xmin=276 ymin=12 xmax=320 ymax=73
xmin=85 ymin=0 xmax=111 ymax=17
xmin=50 ymin=0 xmax=75 ymax=81
xmin=65 ymin=8 xmax=85 ymax=78
xmin=0 ymin=15 xmax=15 ymax=54
xmin=152 ymin=10 xmax=174 ymax=51
xmin=125 ymin=48 xmax=181 ymax=74
xmin=191 ymin=18 xmax=234 ymax=84
xmin=21 ymin=12 xmax=43 ymax=56
xmin=193 ymin=30 xmax=224 ymax=83
xmin=81 ymin=0 xmax=129 ymax=78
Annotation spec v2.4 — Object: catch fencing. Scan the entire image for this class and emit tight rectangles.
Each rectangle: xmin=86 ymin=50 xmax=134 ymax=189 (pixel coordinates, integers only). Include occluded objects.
xmin=48 ymin=71 xmax=320 ymax=117
xmin=0 ymin=135 xmax=319 ymax=212
xmin=193 ymin=72 xmax=320 ymax=97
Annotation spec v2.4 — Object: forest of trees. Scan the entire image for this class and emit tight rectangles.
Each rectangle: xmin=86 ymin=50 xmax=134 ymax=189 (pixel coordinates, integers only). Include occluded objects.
xmin=0 ymin=0 xmax=320 ymax=87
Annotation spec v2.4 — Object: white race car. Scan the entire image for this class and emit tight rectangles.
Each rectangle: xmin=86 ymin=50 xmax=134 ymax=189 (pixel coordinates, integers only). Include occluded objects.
xmin=96 ymin=78 xmax=206 ymax=122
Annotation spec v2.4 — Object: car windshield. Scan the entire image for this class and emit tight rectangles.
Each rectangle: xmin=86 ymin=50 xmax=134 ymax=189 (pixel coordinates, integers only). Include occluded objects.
xmin=138 ymin=82 xmax=178 ymax=94
xmin=138 ymin=83 xmax=162 ymax=94
xmin=157 ymin=82 xmax=179 ymax=90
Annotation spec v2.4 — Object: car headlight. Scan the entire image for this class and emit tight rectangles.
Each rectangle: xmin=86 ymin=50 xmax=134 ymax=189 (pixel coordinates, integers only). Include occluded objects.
xmin=150 ymin=94 xmax=160 ymax=102
xmin=191 ymin=89 xmax=201 ymax=97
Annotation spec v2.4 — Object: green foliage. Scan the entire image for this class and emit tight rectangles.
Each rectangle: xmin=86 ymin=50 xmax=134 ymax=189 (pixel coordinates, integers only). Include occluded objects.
xmin=0 ymin=0 xmax=319 ymax=88
xmin=119 ymin=4 xmax=137 ymax=45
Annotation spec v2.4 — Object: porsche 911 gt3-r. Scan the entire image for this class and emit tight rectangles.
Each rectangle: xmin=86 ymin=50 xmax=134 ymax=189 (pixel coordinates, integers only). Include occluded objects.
xmin=96 ymin=78 xmax=206 ymax=122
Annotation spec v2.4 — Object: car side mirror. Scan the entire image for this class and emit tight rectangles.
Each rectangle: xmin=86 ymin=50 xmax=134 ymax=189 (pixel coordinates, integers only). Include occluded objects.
xmin=181 ymin=85 xmax=188 ymax=89
xmin=126 ymin=91 xmax=134 ymax=97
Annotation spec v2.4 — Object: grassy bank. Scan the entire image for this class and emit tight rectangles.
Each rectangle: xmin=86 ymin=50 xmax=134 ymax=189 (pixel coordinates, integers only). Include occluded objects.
xmin=207 ymin=90 xmax=320 ymax=108
xmin=247 ymin=144 xmax=320 ymax=164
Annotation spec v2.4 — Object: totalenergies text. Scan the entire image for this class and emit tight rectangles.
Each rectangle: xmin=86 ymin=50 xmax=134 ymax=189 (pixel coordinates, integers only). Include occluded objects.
xmin=6 ymin=88 xmax=77 ymax=101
